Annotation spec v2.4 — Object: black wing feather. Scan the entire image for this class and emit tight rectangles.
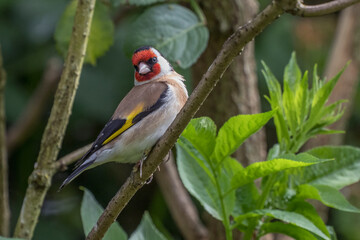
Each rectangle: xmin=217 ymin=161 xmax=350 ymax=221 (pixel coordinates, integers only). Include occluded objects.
xmin=60 ymin=86 xmax=169 ymax=190
xmin=74 ymin=118 xmax=126 ymax=168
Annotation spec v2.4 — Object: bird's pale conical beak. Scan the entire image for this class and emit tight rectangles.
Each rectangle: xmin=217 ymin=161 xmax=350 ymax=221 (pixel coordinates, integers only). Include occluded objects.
xmin=138 ymin=62 xmax=151 ymax=75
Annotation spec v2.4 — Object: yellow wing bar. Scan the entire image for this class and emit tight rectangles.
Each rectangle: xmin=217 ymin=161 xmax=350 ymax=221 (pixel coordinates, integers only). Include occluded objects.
xmin=102 ymin=103 xmax=144 ymax=145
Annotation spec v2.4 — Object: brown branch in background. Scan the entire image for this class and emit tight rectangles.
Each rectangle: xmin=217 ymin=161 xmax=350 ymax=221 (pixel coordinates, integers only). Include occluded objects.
xmin=305 ymin=5 xmax=360 ymax=148
xmin=301 ymin=4 xmax=360 ymax=225
xmin=13 ymin=0 xmax=97 ymax=238
xmin=86 ymin=2 xmax=286 ymax=239
xmin=293 ymin=0 xmax=360 ymax=17
xmin=0 ymin=46 xmax=10 ymax=237
xmin=155 ymin=155 xmax=209 ymax=240
xmin=7 ymin=57 xmax=62 ymax=153
xmin=55 ymin=143 xmax=92 ymax=171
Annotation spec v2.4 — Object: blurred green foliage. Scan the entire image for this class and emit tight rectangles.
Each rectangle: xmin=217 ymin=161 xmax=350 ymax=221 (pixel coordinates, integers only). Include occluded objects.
xmin=1 ymin=0 xmax=359 ymax=239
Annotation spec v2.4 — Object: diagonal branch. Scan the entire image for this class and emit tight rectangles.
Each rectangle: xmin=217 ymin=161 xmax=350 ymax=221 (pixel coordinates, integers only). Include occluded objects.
xmin=0 ymin=46 xmax=10 ymax=237
xmin=13 ymin=0 xmax=97 ymax=238
xmin=86 ymin=1 xmax=285 ymax=239
xmin=291 ymin=0 xmax=360 ymax=17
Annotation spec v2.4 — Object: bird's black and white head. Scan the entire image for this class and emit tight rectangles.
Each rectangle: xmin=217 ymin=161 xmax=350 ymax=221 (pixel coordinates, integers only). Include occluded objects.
xmin=132 ymin=46 xmax=173 ymax=85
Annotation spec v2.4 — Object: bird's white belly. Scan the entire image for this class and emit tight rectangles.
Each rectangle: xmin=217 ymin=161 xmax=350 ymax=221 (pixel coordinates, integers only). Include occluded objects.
xmin=93 ymin=88 xmax=180 ymax=165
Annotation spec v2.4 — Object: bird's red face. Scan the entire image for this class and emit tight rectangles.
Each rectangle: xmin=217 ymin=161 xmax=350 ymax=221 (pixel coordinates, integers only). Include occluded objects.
xmin=132 ymin=47 xmax=161 ymax=83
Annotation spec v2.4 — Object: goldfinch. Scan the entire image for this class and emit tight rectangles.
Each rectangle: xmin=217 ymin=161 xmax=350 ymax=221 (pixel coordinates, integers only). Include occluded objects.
xmin=60 ymin=46 xmax=188 ymax=189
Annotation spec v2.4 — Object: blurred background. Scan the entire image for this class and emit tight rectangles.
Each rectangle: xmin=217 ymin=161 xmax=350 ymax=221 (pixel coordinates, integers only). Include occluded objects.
xmin=0 ymin=0 xmax=359 ymax=239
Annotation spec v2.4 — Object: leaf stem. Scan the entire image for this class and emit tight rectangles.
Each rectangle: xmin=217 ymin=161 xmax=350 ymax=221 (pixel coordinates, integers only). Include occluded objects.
xmin=257 ymin=174 xmax=276 ymax=209
xmin=213 ymin=169 xmax=233 ymax=240
xmin=190 ymin=0 xmax=206 ymax=25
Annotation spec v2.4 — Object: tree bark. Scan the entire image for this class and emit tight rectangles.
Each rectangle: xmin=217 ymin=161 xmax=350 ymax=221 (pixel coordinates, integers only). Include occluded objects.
xmin=194 ymin=0 xmax=266 ymax=166
xmin=0 ymin=46 xmax=10 ymax=237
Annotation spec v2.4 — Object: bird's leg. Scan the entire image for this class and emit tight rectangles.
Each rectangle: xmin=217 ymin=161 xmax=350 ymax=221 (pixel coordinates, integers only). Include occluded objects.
xmin=139 ymin=157 xmax=144 ymax=178
xmin=135 ymin=149 xmax=170 ymax=183
xmin=164 ymin=150 xmax=171 ymax=163
xmin=133 ymin=148 xmax=152 ymax=178
xmin=145 ymin=174 xmax=153 ymax=184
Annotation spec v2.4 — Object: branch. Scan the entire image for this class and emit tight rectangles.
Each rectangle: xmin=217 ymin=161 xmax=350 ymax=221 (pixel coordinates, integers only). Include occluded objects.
xmin=86 ymin=1 xmax=285 ymax=239
xmin=290 ymin=0 xmax=360 ymax=17
xmin=155 ymin=155 xmax=209 ymax=240
xmin=7 ymin=57 xmax=62 ymax=153
xmin=13 ymin=0 xmax=97 ymax=238
xmin=0 ymin=46 xmax=10 ymax=237
xmin=55 ymin=143 xmax=92 ymax=171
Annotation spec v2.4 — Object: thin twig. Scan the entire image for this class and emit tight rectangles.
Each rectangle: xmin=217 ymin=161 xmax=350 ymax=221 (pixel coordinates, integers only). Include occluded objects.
xmin=13 ymin=0 xmax=97 ymax=238
xmin=0 ymin=46 xmax=10 ymax=237
xmin=7 ymin=57 xmax=62 ymax=153
xmin=155 ymin=155 xmax=209 ymax=240
xmin=291 ymin=0 xmax=360 ymax=17
xmin=86 ymin=1 xmax=285 ymax=239
xmin=55 ymin=143 xmax=92 ymax=171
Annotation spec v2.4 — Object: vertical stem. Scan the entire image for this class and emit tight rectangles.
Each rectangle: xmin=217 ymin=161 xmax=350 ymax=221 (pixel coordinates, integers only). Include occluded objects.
xmin=13 ymin=0 xmax=96 ymax=238
xmin=0 ymin=46 xmax=10 ymax=237
xmin=213 ymin=170 xmax=232 ymax=240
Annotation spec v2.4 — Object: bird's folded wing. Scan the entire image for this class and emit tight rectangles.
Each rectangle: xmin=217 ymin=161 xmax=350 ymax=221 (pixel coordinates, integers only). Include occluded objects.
xmin=75 ymin=82 xmax=168 ymax=167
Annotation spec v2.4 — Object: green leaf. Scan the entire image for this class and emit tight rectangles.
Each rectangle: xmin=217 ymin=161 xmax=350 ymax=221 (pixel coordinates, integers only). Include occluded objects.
xmin=282 ymin=82 xmax=297 ymax=135
xmin=128 ymin=0 xmax=164 ymax=6
xmin=181 ymin=117 xmax=217 ymax=159
xmin=291 ymin=146 xmax=360 ymax=189
xmin=284 ymin=52 xmax=302 ymax=92
xmin=231 ymin=156 xmax=325 ymax=190
xmin=55 ymin=0 xmax=114 ymax=65
xmin=260 ymin=222 xmax=318 ymax=240
xmin=297 ymin=184 xmax=360 ymax=213
xmin=282 ymin=52 xmax=302 ymax=134
xmin=123 ymin=4 xmax=209 ymax=68
xmin=234 ymin=209 xmax=330 ymax=240
xmin=306 ymin=64 xmax=346 ymax=131
xmin=129 ymin=212 xmax=166 ymax=240
xmin=176 ymin=141 xmax=220 ymax=219
xmin=81 ymin=188 xmax=127 ymax=239
xmin=211 ymin=110 xmax=275 ymax=163
xmin=326 ymin=226 xmax=338 ymax=240
xmin=287 ymin=200 xmax=330 ymax=238
xmin=177 ymin=138 xmax=239 ymax=220
xmin=295 ymin=71 xmax=309 ymax=125
xmin=232 ymin=182 xmax=259 ymax=217
xmin=262 ymin=62 xmax=290 ymax=147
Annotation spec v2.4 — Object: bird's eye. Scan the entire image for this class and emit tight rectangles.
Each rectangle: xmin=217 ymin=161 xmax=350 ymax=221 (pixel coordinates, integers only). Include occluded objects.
xmin=151 ymin=57 xmax=157 ymax=63
xmin=134 ymin=65 xmax=138 ymax=71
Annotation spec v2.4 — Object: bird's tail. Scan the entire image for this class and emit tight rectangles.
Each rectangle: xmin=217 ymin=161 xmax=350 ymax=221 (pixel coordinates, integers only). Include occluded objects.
xmin=58 ymin=161 xmax=92 ymax=191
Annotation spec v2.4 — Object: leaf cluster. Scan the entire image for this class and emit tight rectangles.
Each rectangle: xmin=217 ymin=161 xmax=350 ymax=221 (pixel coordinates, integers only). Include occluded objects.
xmin=176 ymin=54 xmax=360 ymax=240
xmin=55 ymin=0 xmax=209 ymax=68
xmin=263 ymin=52 xmax=346 ymax=153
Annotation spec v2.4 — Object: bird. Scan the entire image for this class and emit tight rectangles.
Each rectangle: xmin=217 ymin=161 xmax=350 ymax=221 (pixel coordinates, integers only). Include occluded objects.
xmin=59 ymin=46 xmax=188 ymax=189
